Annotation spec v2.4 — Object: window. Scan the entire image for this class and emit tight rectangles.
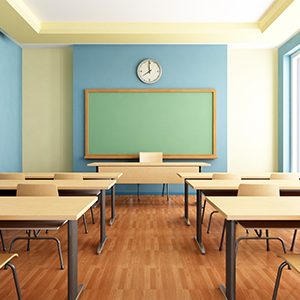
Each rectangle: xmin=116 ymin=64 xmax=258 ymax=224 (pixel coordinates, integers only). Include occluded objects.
xmin=291 ymin=50 xmax=300 ymax=172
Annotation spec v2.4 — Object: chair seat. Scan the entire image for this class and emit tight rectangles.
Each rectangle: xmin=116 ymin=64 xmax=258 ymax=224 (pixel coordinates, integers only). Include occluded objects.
xmin=279 ymin=254 xmax=300 ymax=273
xmin=0 ymin=220 xmax=67 ymax=230
xmin=0 ymin=253 xmax=18 ymax=269
xmin=238 ymin=220 xmax=300 ymax=229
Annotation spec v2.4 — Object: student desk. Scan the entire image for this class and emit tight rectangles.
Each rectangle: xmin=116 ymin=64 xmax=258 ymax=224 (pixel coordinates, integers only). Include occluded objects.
xmin=186 ymin=180 xmax=300 ymax=255
xmin=0 ymin=180 xmax=116 ymax=253
xmin=206 ymin=196 xmax=300 ymax=300
xmin=178 ymin=173 xmax=300 ymax=226
xmin=87 ymin=162 xmax=210 ymax=184
xmin=0 ymin=196 xmax=98 ymax=300
xmin=23 ymin=172 xmax=123 ymax=224
xmin=24 ymin=172 xmax=122 ymax=180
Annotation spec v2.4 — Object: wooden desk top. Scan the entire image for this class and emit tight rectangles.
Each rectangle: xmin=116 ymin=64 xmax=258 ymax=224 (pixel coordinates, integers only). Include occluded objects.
xmin=24 ymin=172 xmax=122 ymax=180
xmin=186 ymin=179 xmax=300 ymax=190
xmin=0 ymin=196 xmax=98 ymax=221
xmin=177 ymin=172 xmax=271 ymax=180
xmin=206 ymin=196 xmax=300 ymax=221
xmin=0 ymin=180 xmax=116 ymax=190
xmin=87 ymin=162 xmax=210 ymax=167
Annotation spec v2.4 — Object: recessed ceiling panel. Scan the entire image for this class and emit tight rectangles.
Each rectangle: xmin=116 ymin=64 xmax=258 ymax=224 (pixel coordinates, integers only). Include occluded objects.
xmin=22 ymin=0 xmax=275 ymax=23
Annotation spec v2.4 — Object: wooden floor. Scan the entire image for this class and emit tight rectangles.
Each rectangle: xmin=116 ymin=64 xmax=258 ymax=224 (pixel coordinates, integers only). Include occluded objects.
xmin=0 ymin=195 xmax=300 ymax=299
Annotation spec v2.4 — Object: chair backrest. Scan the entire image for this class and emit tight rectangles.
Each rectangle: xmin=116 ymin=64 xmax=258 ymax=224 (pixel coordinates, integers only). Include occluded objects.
xmin=238 ymin=183 xmax=279 ymax=196
xmin=54 ymin=173 xmax=83 ymax=180
xmin=0 ymin=173 xmax=25 ymax=180
xmin=270 ymin=173 xmax=299 ymax=180
xmin=139 ymin=152 xmax=163 ymax=163
xmin=17 ymin=184 xmax=59 ymax=196
xmin=212 ymin=173 xmax=240 ymax=180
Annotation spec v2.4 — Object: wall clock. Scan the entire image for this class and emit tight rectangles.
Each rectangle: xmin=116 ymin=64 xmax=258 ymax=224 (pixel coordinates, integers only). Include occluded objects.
xmin=137 ymin=59 xmax=162 ymax=84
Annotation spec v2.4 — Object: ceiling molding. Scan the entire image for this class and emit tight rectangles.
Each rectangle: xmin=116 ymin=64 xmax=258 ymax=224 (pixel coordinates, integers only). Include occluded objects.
xmin=6 ymin=0 xmax=40 ymax=33
xmin=258 ymin=0 xmax=294 ymax=32
xmin=0 ymin=0 xmax=299 ymax=47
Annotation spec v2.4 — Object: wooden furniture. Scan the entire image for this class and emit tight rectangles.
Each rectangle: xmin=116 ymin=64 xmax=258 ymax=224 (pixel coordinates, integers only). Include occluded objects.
xmin=186 ymin=179 xmax=300 ymax=255
xmin=272 ymin=254 xmax=300 ymax=299
xmin=88 ymin=162 xmax=210 ymax=187
xmin=85 ymin=89 xmax=216 ymax=159
xmin=0 ymin=180 xmax=116 ymax=254
xmin=205 ymin=196 xmax=300 ymax=300
xmin=178 ymin=172 xmax=300 ymax=226
xmin=0 ymin=253 xmax=21 ymax=300
xmin=138 ymin=152 xmax=169 ymax=199
xmin=0 ymin=173 xmax=25 ymax=180
xmin=0 ymin=196 xmax=98 ymax=300
xmin=218 ymin=183 xmax=286 ymax=253
xmin=6 ymin=183 xmax=66 ymax=269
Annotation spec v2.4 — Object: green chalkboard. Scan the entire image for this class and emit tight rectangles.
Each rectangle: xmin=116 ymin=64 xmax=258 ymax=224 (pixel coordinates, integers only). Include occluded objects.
xmin=85 ymin=89 xmax=216 ymax=159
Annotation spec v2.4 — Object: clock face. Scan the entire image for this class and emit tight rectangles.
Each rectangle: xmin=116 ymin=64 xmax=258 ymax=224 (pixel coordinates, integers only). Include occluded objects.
xmin=137 ymin=59 xmax=162 ymax=84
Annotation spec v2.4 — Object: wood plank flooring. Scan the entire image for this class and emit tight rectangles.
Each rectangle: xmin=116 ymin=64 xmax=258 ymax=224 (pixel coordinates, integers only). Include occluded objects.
xmin=0 ymin=195 xmax=300 ymax=299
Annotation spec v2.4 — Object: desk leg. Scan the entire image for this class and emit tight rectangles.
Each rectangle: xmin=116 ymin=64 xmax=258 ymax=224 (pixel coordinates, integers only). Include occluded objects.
xmin=97 ymin=191 xmax=107 ymax=254
xmin=219 ymin=220 xmax=236 ymax=300
xmin=68 ymin=220 xmax=84 ymax=300
xmin=184 ymin=180 xmax=190 ymax=226
xmin=194 ymin=190 xmax=205 ymax=254
xmin=109 ymin=185 xmax=116 ymax=226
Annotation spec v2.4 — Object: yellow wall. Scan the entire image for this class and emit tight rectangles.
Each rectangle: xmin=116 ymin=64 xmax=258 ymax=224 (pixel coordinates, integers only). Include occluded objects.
xmin=227 ymin=48 xmax=278 ymax=172
xmin=22 ymin=47 xmax=73 ymax=171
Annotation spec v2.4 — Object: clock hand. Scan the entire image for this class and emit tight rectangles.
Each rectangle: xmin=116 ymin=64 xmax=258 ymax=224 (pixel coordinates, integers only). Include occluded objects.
xmin=143 ymin=69 xmax=152 ymax=76
xmin=148 ymin=60 xmax=151 ymax=71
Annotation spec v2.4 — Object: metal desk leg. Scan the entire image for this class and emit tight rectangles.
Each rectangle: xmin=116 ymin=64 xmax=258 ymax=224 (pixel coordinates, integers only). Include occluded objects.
xmin=97 ymin=191 xmax=107 ymax=254
xmin=68 ymin=220 xmax=84 ymax=300
xmin=184 ymin=180 xmax=190 ymax=226
xmin=109 ymin=185 xmax=116 ymax=226
xmin=194 ymin=189 xmax=205 ymax=254
xmin=219 ymin=220 xmax=236 ymax=300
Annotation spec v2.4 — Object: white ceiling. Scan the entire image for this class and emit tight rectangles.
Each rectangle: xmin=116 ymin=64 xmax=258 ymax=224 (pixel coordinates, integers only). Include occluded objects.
xmin=22 ymin=0 xmax=274 ymax=23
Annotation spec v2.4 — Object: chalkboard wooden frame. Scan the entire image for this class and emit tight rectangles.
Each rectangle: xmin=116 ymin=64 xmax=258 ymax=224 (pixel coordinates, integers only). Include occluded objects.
xmin=84 ymin=89 xmax=216 ymax=159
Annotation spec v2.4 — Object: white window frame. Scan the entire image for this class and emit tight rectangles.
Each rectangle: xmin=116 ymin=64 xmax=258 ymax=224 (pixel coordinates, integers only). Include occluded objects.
xmin=291 ymin=50 xmax=300 ymax=172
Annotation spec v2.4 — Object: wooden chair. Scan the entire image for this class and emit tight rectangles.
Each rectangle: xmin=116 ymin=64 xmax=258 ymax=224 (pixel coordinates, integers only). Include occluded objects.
xmin=4 ymin=184 xmax=65 ymax=269
xmin=272 ymin=254 xmax=300 ymax=299
xmin=54 ymin=173 xmax=94 ymax=233
xmin=138 ymin=152 xmax=169 ymax=200
xmin=0 ymin=253 xmax=22 ymax=299
xmin=219 ymin=183 xmax=286 ymax=253
xmin=205 ymin=173 xmax=240 ymax=233
xmin=270 ymin=173 xmax=299 ymax=251
xmin=0 ymin=173 xmax=26 ymax=252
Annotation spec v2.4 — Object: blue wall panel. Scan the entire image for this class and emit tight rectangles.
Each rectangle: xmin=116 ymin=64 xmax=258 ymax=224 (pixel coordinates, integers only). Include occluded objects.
xmin=73 ymin=45 xmax=227 ymax=193
xmin=0 ymin=33 xmax=22 ymax=171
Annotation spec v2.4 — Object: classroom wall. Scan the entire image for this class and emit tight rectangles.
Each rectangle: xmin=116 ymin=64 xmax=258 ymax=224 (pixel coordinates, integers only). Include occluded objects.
xmin=227 ymin=48 xmax=278 ymax=172
xmin=22 ymin=47 xmax=73 ymax=172
xmin=0 ymin=33 xmax=22 ymax=172
xmin=73 ymin=45 xmax=227 ymax=193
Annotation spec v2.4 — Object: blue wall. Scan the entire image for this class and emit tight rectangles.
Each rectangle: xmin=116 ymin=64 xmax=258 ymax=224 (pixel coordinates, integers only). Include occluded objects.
xmin=73 ymin=45 xmax=227 ymax=193
xmin=0 ymin=33 xmax=22 ymax=172
xmin=278 ymin=32 xmax=300 ymax=171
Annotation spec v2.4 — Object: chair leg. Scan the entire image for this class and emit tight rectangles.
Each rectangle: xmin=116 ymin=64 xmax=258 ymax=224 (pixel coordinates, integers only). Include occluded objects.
xmin=6 ymin=262 xmax=22 ymax=300
xmin=0 ymin=230 xmax=6 ymax=251
xmin=82 ymin=215 xmax=88 ymax=234
xmin=26 ymin=231 xmax=31 ymax=251
xmin=166 ymin=184 xmax=169 ymax=201
xmin=137 ymin=184 xmax=140 ymax=201
xmin=272 ymin=261 xmax=288 ymax=300
xmin=201 ymin=199 xmax=207 ymax=224
xmin=266 ymin=229 xmax=270 ymax=251
xmin=290 ymin=229 xmax=297 ymax=251
xmin=162 ymin=184 xmax=165 ymax=196
xmin=207 ymin=211 xmax=219 ymax=233
xmin=219 ymin=219 xmax=226 ymax=251
xmin=9 ymin=235 xmax=64 ymax=270
xmin=90 ymin=207 xmax=95 ymax=224
xmin=236 ymin=236 xmax=286 ymax=254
